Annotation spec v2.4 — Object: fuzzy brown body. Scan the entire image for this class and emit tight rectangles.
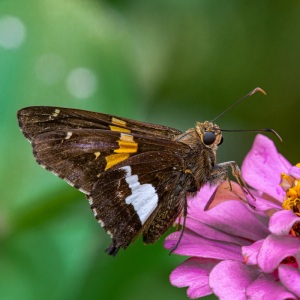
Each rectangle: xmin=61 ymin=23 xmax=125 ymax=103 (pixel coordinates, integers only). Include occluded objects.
xmin=17 ymin=106 xmax=227 ymax=255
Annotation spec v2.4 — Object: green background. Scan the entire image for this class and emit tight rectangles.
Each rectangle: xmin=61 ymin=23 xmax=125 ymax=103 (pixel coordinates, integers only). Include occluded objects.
xmin=1 ymin=1 xmax=299 ymax=300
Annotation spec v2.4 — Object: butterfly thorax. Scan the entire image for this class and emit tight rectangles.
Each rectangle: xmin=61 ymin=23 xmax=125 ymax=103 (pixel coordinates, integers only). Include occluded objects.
xmin=174 ymin=121 xmax=223 ymax=190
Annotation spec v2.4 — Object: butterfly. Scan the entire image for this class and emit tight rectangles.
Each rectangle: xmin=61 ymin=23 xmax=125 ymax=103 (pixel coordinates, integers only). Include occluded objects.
xmin=18 ymin=90 xmax=270 ymax=256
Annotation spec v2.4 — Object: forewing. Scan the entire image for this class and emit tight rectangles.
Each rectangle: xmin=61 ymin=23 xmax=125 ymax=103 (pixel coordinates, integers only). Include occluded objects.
xmin=88 ymin=151 xmax=192 ymax=255
xmin=22 ymin=128 xmax=188 ymax=195
xmin=17 ymin=106 xmax=182 ymax=141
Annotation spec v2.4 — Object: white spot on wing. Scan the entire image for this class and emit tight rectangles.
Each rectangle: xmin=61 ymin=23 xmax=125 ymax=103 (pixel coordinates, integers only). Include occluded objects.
xmin=121 ymin=166 xmax=158 ymax=225
xmin=51 ymin=109 xmax=60 ymax=117
xmin=65 ymin=131 xmax=72 ymax=139
xmin=98 ymin=219 xmax=105 ymax=227
xmin=94 ymin=152 xmax=101 ymax=159
xmin=92 ymin=208 xmax=98 ymax=217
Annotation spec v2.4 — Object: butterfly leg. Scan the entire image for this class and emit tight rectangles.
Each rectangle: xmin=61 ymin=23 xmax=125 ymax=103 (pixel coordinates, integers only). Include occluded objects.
xmin=169 ymin=196 xmax=188 ymax=255
xmin=210 ymin=161 xmax=255 ymax=200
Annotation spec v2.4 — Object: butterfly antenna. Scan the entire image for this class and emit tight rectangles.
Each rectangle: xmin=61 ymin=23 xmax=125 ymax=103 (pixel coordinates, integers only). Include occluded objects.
xmin=221 ymin=128 xmax=282 ymax=142
xmin=211 ymin=87 xmax=266 ymax=122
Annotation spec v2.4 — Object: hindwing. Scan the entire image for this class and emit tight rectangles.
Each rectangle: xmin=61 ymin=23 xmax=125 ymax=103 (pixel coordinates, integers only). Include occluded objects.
xmin=88 ymin=152 xmax=194 ymax=255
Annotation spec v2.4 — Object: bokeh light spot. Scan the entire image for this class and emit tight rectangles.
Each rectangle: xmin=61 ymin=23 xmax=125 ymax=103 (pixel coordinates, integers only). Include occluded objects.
xmin=0 ymin=15 xmax=26 ymax=49
xmin=66 ymin=68 xmax=97 ymax=99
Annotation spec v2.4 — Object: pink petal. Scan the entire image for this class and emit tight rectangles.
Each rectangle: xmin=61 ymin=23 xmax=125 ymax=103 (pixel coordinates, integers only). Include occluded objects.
xmin=189 ymin=184 xmax=218 ymax=210
xmin=242 ymin=240 xmax=264 ymax=265
xmin=185 ymin=216 xmax=252 ymax=246
xmin=279 ymin=154 xmax=293 ymax=171
xmin=209 ymin=260 xmax=260 ymax=300
xmin=269 ymin=210 xmax=300 ymax=235
xmin=187 ymin=198 xmax=269 ymax=241
xmin=247 ymin=188 xmax=282 ymax=211
xmin=164 ymin=231 xmax=243 ymax=261
xmin=257 ymin=234 xmax=300 ymax=273
xmin=246 ymin=274 xmax=296 ymax=300
xmin=204 ymin=181 xmax=244 ymax=210
xmin=170 ymin=257 xmax=218 ymax=299
xmin=241 ymin=134 xmax=288 ymax=201
xmin=288 ymin=165 xmax=300 ymax=179
xmin=278 ymin=265 xmax=300 ymax=297
xmin=250 ymin=195 xmax=282 ymax=211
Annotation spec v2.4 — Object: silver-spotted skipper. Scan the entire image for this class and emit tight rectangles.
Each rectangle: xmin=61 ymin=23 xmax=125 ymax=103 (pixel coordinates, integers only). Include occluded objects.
xmin=17 ymin=88 xmax=278 ymax=256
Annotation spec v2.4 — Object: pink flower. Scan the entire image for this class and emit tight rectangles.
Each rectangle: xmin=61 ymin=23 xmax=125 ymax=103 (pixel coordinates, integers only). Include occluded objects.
xmin=164 ymin=135 xmax=300 ymax=299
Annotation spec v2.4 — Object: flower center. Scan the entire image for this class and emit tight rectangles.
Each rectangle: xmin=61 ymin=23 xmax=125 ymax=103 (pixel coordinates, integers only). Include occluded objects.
xmin=281 ymin=165 xmax=300 ymax=215
xmin=280 ymin=164 xmax=300 ymax=238
xmin=282 ymin=180 xmax=300 ymax=214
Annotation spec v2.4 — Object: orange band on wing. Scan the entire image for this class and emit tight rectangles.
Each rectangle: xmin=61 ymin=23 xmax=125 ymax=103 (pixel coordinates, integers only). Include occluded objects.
xmin=109 ymin=125 xmax=130 ymax=133
xmin=105 ymin=153 xmax=130 ymax=170
xmin=114 ymin=133 xmax=138 ymax=154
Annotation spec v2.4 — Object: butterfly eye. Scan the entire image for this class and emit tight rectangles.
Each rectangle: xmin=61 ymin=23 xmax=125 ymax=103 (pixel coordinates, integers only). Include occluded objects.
xmin=218 ymin=136 xmax=223 ymax=145
xmin=203 ymin=131 xmax=216 ymax=145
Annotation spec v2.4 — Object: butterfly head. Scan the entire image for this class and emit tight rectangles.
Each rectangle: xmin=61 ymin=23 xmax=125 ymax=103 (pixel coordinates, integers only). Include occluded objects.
xmin=196 ymin=121 xmax=223 ymax=148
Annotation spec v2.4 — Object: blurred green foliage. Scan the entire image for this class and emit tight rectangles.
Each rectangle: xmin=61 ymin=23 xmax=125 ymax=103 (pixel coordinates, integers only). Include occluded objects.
xmin=1 ymin=1 xmax=299 ymax=299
